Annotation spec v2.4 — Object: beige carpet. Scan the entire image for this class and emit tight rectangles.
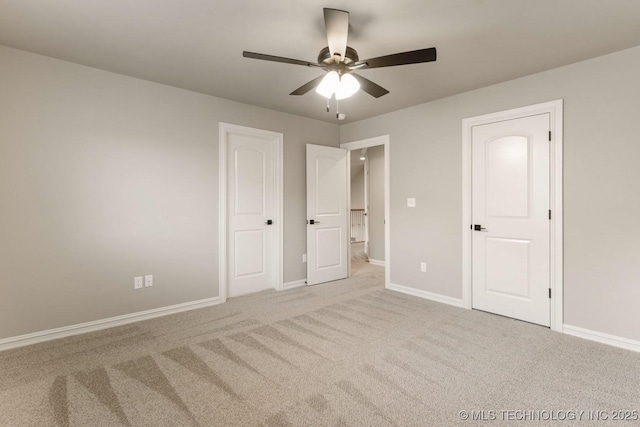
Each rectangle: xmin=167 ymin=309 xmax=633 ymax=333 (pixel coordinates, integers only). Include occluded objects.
xmin=351 ymin=242 xmax=369 ymax=263
xmin=1 ymin=262 xmax=639 ymax=426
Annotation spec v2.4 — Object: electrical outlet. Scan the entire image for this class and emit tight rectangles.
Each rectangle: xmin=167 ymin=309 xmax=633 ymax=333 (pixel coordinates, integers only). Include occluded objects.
xmin=302 ymin=254 xmax=307 ymax=263
xmin=134 ymin=276 xmax=143 ymax=289
xmin=144 ymin=274 xmax=153 ymax=287
xmin=420 ymin=262 xmax=427 ymax=272
xmin=407 ymin=198 xmax=416 ymax=208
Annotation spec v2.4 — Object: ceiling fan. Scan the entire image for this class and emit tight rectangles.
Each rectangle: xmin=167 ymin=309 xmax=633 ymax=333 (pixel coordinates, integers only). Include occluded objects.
xmin=242 ymin=8 xmax=437 ymax=108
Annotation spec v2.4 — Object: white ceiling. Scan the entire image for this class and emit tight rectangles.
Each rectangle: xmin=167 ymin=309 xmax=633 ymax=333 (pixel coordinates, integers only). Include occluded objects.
xmin=1 ymin=0 xmax=639 ymax=124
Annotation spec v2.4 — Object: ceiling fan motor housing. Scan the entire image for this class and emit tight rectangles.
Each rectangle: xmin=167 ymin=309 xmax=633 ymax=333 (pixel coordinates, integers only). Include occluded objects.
xmin=318 ymin=46 xmax=359 ymax=65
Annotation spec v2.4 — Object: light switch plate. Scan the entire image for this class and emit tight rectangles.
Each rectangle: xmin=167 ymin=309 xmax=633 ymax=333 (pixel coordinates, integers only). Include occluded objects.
xmin=134 ymin=276 xmax=143 ymax=289
xmin=144 ymin=275 xmax=153 ymax=287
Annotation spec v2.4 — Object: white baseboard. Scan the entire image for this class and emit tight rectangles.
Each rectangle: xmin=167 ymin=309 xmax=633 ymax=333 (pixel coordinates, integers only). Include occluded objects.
xmin=0 ymin=297 xmax=221 ymax=352
xmin=563 ymin=324 xmax=640 ymax=353
xmin=368 ymin=259 xmax=386 ymax=267
xmin=387 ymin=282 xmax=464 ymax=308
xmin=283 ymin=279 xmax=306 ymax=289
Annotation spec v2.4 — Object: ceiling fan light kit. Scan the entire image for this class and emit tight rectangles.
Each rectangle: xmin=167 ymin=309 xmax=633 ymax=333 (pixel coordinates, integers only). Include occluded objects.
xmin=242 ymin=8 xmax=437 ymax=118
xmin=335 ymin=73 xmax=360 ymax=100
xmin=315 ymin=71 xmax=339 ymax=98
xmin=316 ymin=71 xmax=360 ymax=100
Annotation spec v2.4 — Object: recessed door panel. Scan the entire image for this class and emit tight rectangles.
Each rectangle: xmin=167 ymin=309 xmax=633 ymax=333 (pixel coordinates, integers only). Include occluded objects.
xmin=234 ymin=230 xmax=265 ymax=278
xmin=234 ymin=148 xmax=265 ymax=215
xmin=315 ymin=227 xmax=342 ymax=269
xmin=315 ymin=156 xmax=341 ymax=216
xmin=485 ymin=237 xmax=531 ymax=298
xmin=486 ymin=136 xmax=529 ymax=218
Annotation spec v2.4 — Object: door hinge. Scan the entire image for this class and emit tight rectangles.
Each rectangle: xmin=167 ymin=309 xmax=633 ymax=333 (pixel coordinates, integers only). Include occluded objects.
xmin=548 ymin=131 xmax=552 ymax=141
xmin=549 ymin=288 xmax=552 ymax=299
xmin=548 ymin=210 xmax=551 ymax=220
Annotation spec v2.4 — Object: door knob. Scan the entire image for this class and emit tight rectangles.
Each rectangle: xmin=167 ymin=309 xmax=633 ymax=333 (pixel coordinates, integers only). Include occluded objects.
xmin=473 ymin=224 xmax=487 ymax=231
xmin=308 ymin=219 xmax=320 ymax=224
xmin=265 ymin=219 xmax=273 ymax=225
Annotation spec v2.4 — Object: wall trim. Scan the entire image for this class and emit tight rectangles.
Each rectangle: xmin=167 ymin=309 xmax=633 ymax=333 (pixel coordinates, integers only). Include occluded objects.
xmin=368 ymin=259 xmax=386 ymax=267
xmin=0 ymin=297 xmax=221 ymax=352
xmin=388 ymin=282 xmax=464 ymax=308
xmin=283 ymin=279 xmax=306 ymax=289
xmin=461 ymin=99 xmax=564 ymax=331
xmin=563 ymin=324 xmax=640 ymax=353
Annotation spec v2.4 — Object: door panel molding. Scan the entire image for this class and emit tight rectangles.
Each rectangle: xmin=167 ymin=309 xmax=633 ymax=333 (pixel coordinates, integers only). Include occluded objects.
xmin=462 ymin=100 xmax=563 ymax=331
xmin=219 ymin=123 xmax=283 ymax=302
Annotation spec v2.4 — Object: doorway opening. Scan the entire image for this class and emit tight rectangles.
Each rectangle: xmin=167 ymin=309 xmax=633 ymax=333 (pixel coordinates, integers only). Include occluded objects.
xmin=341 ymin=135 xmax=390 ymax=288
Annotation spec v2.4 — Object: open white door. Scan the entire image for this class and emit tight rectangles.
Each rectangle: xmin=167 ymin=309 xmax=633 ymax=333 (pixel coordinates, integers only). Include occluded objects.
xmin=306 ymin=144 xmax=348 ymax=285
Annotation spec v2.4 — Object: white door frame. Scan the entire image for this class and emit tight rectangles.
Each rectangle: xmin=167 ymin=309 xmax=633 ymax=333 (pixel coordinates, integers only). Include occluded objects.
xmin=341 ymin=135 xmax=390 ymax=289
xmin=462 ymin=100 xmax=563 ymax=331
xmin=219 ymin=123 xmax=284 ymax=303
xmin=363 ymin=154 xmax=370 ymax=256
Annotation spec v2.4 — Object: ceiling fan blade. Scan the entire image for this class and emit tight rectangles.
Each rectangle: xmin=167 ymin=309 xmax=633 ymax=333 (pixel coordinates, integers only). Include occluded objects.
xmin=351 ymin=74 xmax=389 ymax=98
xmin=324 ymin=8 xmax=349 ymax=60
xmin=290 ymin=75 xmax=326 ymax=95
xmin=357 ymin=47 xmax=437 ymax=69
xmin=243 ymin=51 xmax=321 ymax=67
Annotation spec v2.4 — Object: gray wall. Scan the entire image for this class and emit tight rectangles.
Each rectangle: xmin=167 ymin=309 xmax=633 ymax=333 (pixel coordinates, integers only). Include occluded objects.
xmin=340 ymin=45 xmax=640 ymax=342
xmin=0 ymin=45 xmax=339 ymax=339
xmin=3 ymin=42 xmax=640 ymax=345
xmin=367 ymin=145 xmax=385 ymax=262
xmin=350 ymin=156 xmax=365 ymax=210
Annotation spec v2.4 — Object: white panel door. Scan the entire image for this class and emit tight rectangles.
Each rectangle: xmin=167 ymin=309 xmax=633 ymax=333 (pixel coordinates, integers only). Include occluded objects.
xmin=472 ymin=113 xmax=550 ymax=326
xmin=228 ymin=132 xmax=275 ymax=297
xmin=306 ymin=144 xmax=348 ymax=285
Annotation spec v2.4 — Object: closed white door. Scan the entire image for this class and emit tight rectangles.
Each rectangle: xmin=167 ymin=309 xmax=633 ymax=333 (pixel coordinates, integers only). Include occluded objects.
xmin=306 ymin=144 xmax=348 ymax=285
xmin=472 ymin=113 xmax=550 ymax=326
xmin=227 ymin=130 xmax=277 ymax=297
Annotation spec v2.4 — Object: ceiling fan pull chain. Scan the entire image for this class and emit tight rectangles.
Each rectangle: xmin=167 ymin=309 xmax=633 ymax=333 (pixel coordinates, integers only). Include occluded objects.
xmin=336 ymin=98 xmax=339 ymax=119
